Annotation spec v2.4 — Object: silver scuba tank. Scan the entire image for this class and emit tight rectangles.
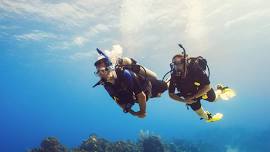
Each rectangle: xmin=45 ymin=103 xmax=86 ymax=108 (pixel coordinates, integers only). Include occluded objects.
xmin=118 ymin=57 xmax=158 ymax=80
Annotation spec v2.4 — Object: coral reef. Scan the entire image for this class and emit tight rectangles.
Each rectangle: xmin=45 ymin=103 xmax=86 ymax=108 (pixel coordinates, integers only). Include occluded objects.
xmin=30 ymin=132 xmax=221 ymax=152
xmin=30 ymin=137 xmax=68 ymax=152
xmin=138 ymin=130 xmax=164 ymax=152
xmin=73 ymin=134 xmax=139 ymax=152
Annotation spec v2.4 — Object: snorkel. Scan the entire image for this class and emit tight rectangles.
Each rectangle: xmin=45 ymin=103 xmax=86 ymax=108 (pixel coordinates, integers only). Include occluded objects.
xmin=96 ymin=48 xmax=112 ymax=67
xmin=177 ymin=44 xmax=187 ymax=78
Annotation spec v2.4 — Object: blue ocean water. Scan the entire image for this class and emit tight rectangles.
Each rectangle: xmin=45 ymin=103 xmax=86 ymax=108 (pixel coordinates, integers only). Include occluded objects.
xmin=1 ymin=1 xmax=270 ymax=151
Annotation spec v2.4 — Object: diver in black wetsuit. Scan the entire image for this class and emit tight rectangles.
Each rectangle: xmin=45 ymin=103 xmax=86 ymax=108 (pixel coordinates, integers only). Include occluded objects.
xmin=93 ymin=56 xmax=167 ymax=118
xmin=167 ymin=45 xmax=235 ymax=122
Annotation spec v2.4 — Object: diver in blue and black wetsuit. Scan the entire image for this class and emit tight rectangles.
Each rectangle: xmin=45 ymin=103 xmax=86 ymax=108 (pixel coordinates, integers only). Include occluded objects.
xmin=93 ymin=56 xmax=167 ymax=118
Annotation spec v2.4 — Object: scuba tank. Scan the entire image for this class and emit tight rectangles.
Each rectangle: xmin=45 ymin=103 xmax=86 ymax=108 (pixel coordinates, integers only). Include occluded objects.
xmin=116 ymin=57 xmax=158 ymax=80
xmin=188 ymin=56 xmax=210 ymax=78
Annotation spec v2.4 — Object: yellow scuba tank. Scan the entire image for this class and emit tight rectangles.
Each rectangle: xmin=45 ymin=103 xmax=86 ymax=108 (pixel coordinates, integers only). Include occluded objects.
xmin=119 ymin=57 xmax=158 ymax=80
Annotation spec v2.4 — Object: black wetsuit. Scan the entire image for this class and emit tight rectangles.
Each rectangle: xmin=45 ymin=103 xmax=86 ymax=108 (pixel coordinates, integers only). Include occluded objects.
xmin=169 ymin=63 xmax=216 ymax=111
xmin=104 ymin=69 xmax=167 ymax=107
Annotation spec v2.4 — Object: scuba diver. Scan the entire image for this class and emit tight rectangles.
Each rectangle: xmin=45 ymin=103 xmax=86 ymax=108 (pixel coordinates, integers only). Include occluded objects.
xmin=93 ymin=48 xmax=167 ymax=118
xmin=164 ymin=44 xmax=235 ymax=122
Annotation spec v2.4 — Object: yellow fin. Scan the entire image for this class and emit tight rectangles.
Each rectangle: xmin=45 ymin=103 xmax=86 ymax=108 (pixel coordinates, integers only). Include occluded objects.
xmin=206 ymin=113 xmax=223 ymax=122
xmin=220 ymin=88 xmax=236 ymax=101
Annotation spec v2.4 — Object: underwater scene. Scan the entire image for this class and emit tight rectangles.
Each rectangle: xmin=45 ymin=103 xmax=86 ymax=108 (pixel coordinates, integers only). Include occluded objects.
xmin=1 ymin=0 xmax=270 ymax=152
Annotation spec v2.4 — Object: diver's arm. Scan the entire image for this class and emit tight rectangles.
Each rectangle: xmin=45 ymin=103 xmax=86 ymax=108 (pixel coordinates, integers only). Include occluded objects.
xmin=113 ymin=97 xmax=126 ymax=110
xmin=133 ymin=91 xmax=147 ymax=118
xmin=168 ymin=77 xmax=186 ymax=102
xmin=190 ymin=84 xmax=211 ymax=99
xmin=128 ymin=109 xmax=137 ymax=115
xmin=118 ymin=103 xmax=126 ymax=110
xmin=115 ymin=100 xmax=136 ymax=114
xmin=137 ymin=91 xmax=147 ymax=116
xmin=169 ymin=93 xmax=185 ymax=103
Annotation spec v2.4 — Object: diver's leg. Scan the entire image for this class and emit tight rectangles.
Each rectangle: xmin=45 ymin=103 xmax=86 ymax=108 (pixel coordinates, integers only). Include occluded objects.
xmin=191 ymin=95 xmax=223 ymax=122
xmin=189 ymin=101 xmax=210 ymax=120
xmin=201 ymin=86 xmax=234 ymax=102
xmin=149 ymin=79 xmax=168 ymax=98
xmin=200 ymin=85 xmax=234 ymax=102
xmin=202 ymin=88 xmax=216 ymax=102
xmin=204 ymin=84 xmax=236 ymax=101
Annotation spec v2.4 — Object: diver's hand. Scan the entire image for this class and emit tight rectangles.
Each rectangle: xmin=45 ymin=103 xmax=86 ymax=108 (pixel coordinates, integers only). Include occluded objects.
xmin=184 ymin=97 xmax=197 ymax=104
xmin=129 ymin=109 xmax=146 ymax=118
xmin=136 ymin=111 xmax=146 ymax=118
xmin=128 ymin=109 xmax=136 ymax=115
